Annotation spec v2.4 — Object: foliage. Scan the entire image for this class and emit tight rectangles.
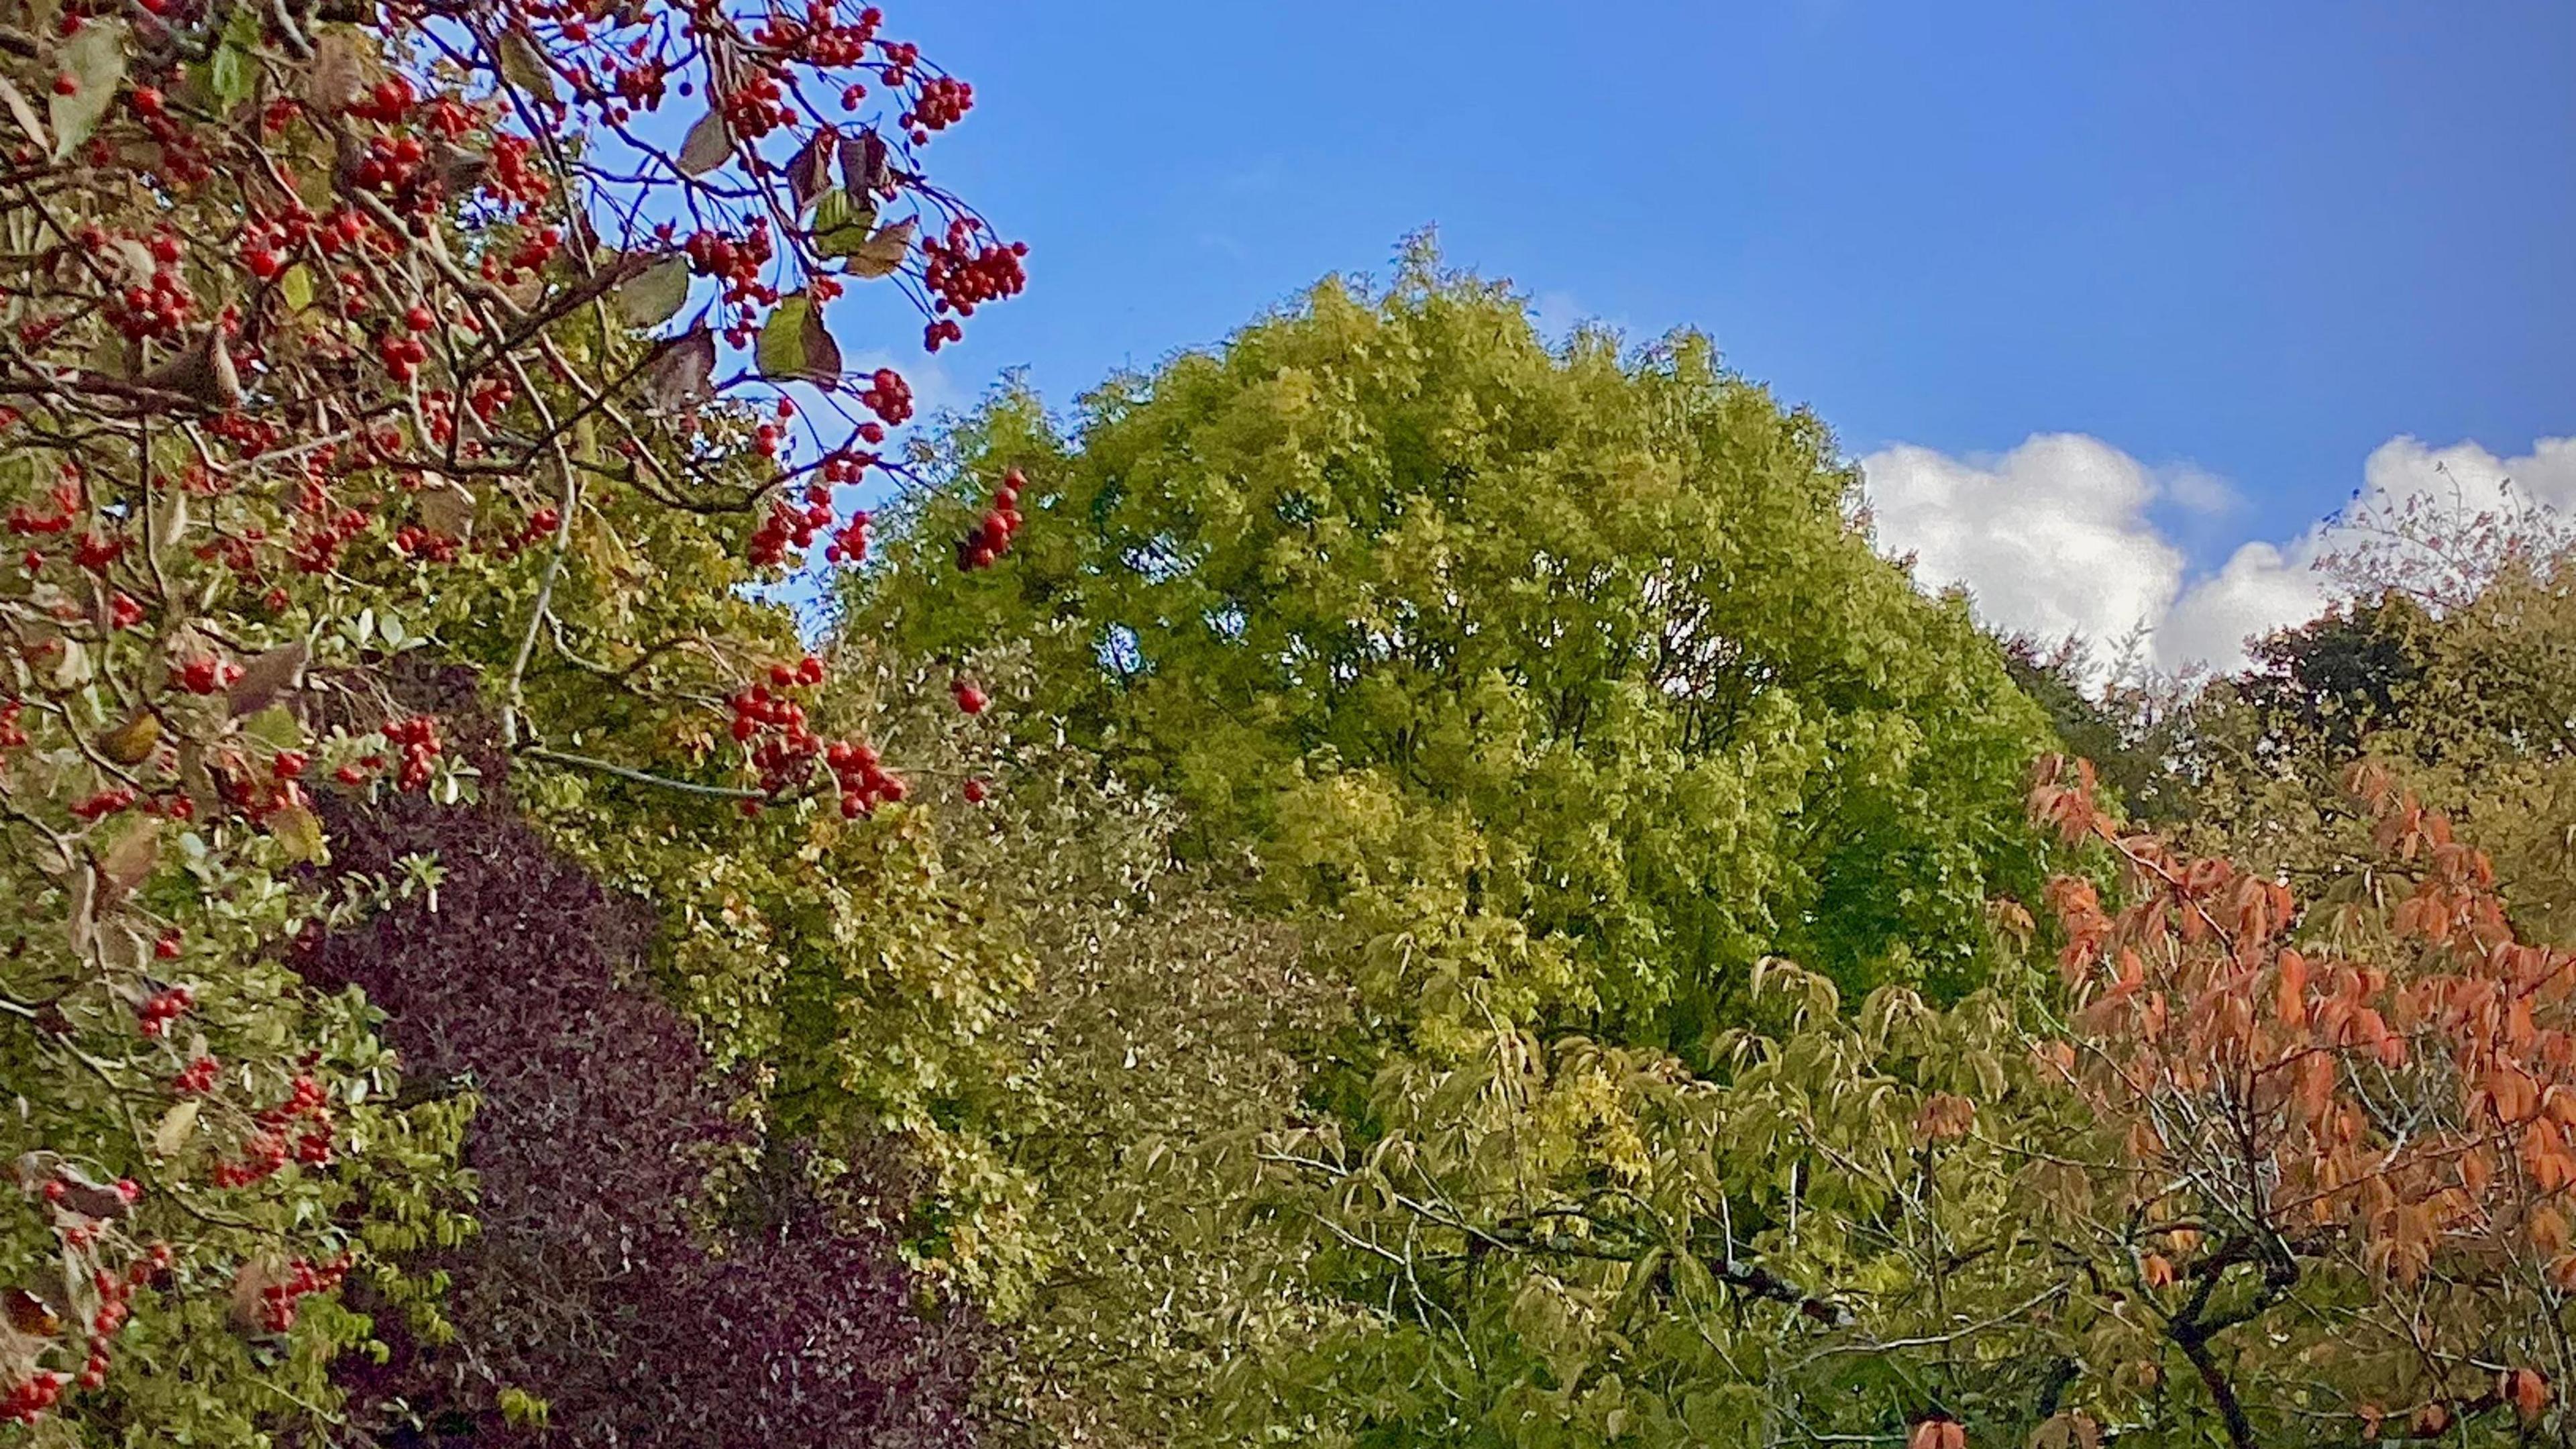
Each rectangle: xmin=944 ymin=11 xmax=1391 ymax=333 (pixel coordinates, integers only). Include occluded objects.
xmin=962 ymin=702 xmax=1348 ymax=1448
xmin=299 ymin=716 xmax=985 ymax=1448
xmin=1994 ymin=631 xmax=2191 ymax=822
xmin=1133 ymin=753 xmax=2576 ymax=1448
xmin=852 ymin=246 xmax=2061 ymax=1055
xmin=0 ymin=0 xmax=1022 ymax=1431
xmin=2181 ymin=517 xmax=2576 ymax=946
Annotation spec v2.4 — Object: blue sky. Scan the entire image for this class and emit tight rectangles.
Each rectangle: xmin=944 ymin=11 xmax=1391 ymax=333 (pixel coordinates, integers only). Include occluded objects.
xmin=838 ymin=1 xmax=2575 ymax=667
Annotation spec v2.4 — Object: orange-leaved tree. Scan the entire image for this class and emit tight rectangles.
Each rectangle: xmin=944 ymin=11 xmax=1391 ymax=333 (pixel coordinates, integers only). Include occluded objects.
xmin=2022 ymin=753 xmax=2576 ymax=1446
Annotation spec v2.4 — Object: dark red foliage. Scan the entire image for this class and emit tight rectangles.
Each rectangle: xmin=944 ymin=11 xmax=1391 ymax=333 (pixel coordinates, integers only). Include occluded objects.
xmin=298 ymin=767 xmax=984 ymax=1446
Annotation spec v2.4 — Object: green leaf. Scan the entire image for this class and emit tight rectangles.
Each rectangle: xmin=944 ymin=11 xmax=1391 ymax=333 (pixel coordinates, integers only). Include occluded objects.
xmin=757 ymin=293 xmax=825 ymax=382
xmin=151 ymin=1098 xmax=201 ymax=1157
xmin=205 ymin=5 xmax=260 ymax=113
xmin=240 ymin=704 xmax=302 ymax=750
xmin=811 ymin=188 xmax=879 ymax=257
xmin=618 ymin=256 xmax=692 ymax=329
xmin=279 ymin=263 xmax=315 ymax=312
xmin=48 ymin=17 xmax=125 ymax=158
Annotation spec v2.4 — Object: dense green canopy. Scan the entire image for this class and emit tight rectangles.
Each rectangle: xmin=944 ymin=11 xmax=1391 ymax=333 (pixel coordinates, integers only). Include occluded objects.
xmin=855 ymin=250 xmax=2059 ymax=1049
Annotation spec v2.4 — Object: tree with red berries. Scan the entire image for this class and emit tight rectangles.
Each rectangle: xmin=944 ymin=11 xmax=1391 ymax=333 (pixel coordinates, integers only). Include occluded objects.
xmin=0 ymin=0 xmax=1024 ymax=1432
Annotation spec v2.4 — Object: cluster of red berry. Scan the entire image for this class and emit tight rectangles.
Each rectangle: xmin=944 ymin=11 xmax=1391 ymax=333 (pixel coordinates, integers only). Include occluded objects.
xmin=822 ymin=739 xmax=906 ymax=818
xmin=288 ymin=504 xmax=376 ymax=576
xmin=858 ymin=366 xmax=913 ymax=427
xmin=254 ymin=1253 xmax=352 ymax=1334
xmin=212 ymin=1072 xmax=336 ymax=1187
xmin=950 ymin=677 xmax=987 ymax=715
xmin=683 ymin=218 xmax=782 ymax=312
xmin=92 ymin=229 xmax=196 ymax=342
xmin=0 ymin=1232 xmax=172 ymax=1422
xmin=826 ymin=508 xmax=873 ymax=566
xmin=69 ymin=787 xmax=137 ymax=822
xmin=389 ymin=525 xmax=464 ymax=563
xmin=920 ymin=217 xmax=1026 ymax=319
xmin=172 ymin=655 xmax=243 ymax=696
xmin=747 ymin=489 xmax=836 ymax=568
xmin=729 ymin=659 xmax=826 ymax=781
xmin=74 ymin=1259 xmax=142 ymax=1389
xmin=904 ymin=74 xmax=971 ymax=132
xmin=69 ymin=529 xmax=127 ymax=574
xmin=955 ymin=467 xmax=1024 ymax=571
xmin=2 ymin=1372 xmax=63 ymax=1424
xmin=346 ymin=74 xmax=418 ymax=125
xmin=172 ymin=1055 xmax=221 ymax=1096
xmin=3 ymin=474 xmax=80 ymax=538
xmin=375 ymin=716 xmax=440 ymax=793
xmin=136 ymin=986 xmax=193 ymax=1039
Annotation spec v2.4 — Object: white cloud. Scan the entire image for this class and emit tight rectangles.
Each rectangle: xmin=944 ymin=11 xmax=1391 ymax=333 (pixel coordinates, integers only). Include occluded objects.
xmin=1860 ymin=432 xmax=2576 ymax=678
xmin=1861 ymin=434 xmax=2186 ymax=670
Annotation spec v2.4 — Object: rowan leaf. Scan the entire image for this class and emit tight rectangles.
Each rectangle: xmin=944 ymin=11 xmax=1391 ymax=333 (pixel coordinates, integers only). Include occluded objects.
xmin=0 ymin=76 xmax=46 ymax=150
xmin=840 ymin=124 xmax=890 ymax=195
xmin=97 ymin=711 xmax=160 ymax=765
xmin=98 ymin=817 xmax=161 ymax=896
xmin=270 ymin=804 xmax=327 ymax=864
xmin=151 ymin=1099 xmax=200 ymax=1157
xmin=812 ymin=188 xmax=879 ymax=256
xmin=798 ymin=302 xmax=841 ymax=384
xmin=784 ymin=130 xmax=835 ymax=211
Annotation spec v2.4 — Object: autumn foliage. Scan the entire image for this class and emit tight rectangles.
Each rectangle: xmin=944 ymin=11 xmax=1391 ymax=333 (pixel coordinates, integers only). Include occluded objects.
xmin=2 ymin=0 xmax=2571 ymax=1436
xmin=2025 ymin=751 xmax=2576 ymax=1443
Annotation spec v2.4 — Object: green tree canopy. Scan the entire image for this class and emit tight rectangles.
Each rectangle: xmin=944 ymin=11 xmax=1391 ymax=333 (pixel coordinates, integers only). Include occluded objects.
xmin=855 ymin=248 xmax=2059 ymax=1051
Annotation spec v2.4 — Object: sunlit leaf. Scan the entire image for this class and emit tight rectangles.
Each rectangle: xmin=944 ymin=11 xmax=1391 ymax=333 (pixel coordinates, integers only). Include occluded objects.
xmin=757 ymin=293 xmax=822 ymax=381
xmin=0 ymin=77 xmax=46 ymax=150
xmin=151 ymin=1099 xmax=201 ymax=1157
xmin=812 ymin=188 xmax=879 ymax=256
